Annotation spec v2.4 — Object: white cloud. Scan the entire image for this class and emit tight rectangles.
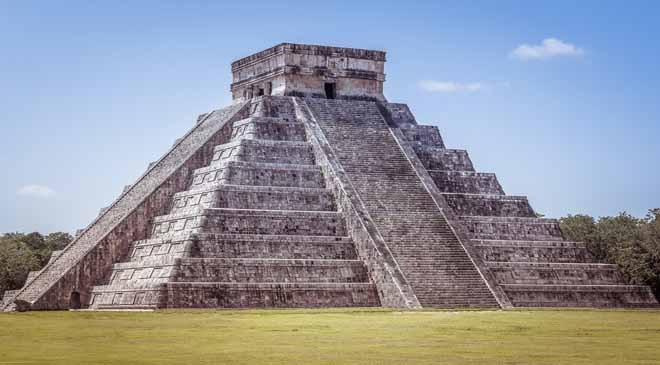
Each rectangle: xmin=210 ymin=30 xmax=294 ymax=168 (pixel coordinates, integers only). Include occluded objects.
xmin=510 ymin=38 xmax=585 ymax=61
xmin=419 ymin=80 xmax=486 ymax=93
xmin=17 ymin=184 xmax=55 ymax=198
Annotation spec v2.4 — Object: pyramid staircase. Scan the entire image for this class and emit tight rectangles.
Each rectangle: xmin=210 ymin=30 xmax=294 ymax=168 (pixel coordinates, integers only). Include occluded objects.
xmin=88 ymin=98 xmax=379 ymax=309
xmin=303 ymin=98 xmax=500 ymax=308
xmin=397 ymin=117 xmax=658 ymax=307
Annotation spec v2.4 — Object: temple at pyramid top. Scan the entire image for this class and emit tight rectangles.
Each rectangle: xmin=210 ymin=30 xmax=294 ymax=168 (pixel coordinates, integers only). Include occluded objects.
xmin=230 ymin=43 xmax=386 ymax=102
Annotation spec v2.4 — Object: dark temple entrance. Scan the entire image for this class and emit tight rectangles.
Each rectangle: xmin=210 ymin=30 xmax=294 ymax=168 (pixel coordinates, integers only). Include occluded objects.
xmin=324 ymin=82 xmax=336 ymax=99
xmin=69 ymin=291 xmax=81 ymax=309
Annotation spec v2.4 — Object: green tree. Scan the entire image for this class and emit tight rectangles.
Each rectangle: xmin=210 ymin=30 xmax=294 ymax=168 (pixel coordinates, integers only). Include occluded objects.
xmin=560 ymin=210 xmax=660 ymax=298
xmin=0 ymin=232 xmax=72 ymax=297
xmin=597 ymin=212 xmax=643 ymax=261
xmin=559 ymin=214 xmax=601 ymax=258
xmin=0 ymin=238 xmax=41 ymax=297
xmin=621 ymin=210 xmax=660 ymax=295
xmin=3 ymin=232 xmax=72 ymax=266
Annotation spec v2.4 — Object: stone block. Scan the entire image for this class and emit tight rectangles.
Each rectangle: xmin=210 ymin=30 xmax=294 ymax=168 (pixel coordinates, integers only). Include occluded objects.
xmin=414 ymin=146 xmax=475 ymax=171
xmin=443 ymin=193 xmax=536 ymax=217
xmin=428 ymin=171 xmax=504 ymax=195
xmin=190 ymin=233 xmax=357 ymax=260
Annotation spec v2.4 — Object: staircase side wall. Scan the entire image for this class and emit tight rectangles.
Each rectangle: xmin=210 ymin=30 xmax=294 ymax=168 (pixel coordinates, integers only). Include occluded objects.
xmin=11 ymin=103 xmax=248 ymax=311
xmin=294 ymin=98 xmax=421 ymax=308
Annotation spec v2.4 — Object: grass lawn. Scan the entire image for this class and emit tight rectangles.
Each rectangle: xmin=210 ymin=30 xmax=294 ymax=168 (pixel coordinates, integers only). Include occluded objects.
xmin=1 ymin=308 xmax=659 ymax=364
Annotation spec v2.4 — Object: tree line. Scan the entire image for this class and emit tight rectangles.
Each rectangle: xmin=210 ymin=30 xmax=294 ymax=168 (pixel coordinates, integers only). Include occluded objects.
xmin=559 ymin=209 xmax=660 ymax=298
xmin=0 ymin=232 xmax=72 ymax=298
xmin=1 ymin=209 xmax=659 ymax=299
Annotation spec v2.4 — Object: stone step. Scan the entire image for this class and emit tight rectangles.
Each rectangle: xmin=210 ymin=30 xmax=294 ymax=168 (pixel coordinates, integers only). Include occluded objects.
xmin=106 ymin=260 xmax=176 ymax=289
xmin=130 ymin=234 xmax=357 ymax=260
xmin=400 ymin=125 xmax=445 ymax=148
xmin=443 ymin=193 xmax=536 ymax=217
xmin=411 ymin=296 xmax=501 ymax=308
xmin=202 ymin=209 xmax=347 ymax=237
xmin=164 ymin=282 xmax=380 ymax=308
xmin=230 ymin=117 xmax=306 ymax=142
xmin=102 ymin=277 xmax=172 ymax=291
xmin=249 ymin=96 xmax=298 ymax=121
xmin=412 ymin=146 xmax=475 ymax=171
xmin=473 ymin=239 xmax=592 ymax=263
xmin=170 ymin=184 xmax=336 ymax=214
xmin=47 ymin=250 xmax=63 ymax=265
xmin=89 ymin=286 xmax=165 ymax=309
xmin=2 ymin=290 xmax=18 ymax=306
xmin=25 ymin=270 xmax=41 ymax=283
xmin=428 ymin=170 xmax=504 ymax=195
xmin=211 ymin=139 xmax=315 ymax=165
xmin=460 ymin=216 xmax=563 ymax=241
xmin=130 ymin=235 xmax=194 ymax=260
xmin=151 ymin=209 xmax=347 ymax=238
xmin=91 ymin=304 xmax=159 ymax=311
xmin=172 ymin=258 xmax=370 ymax=283
xmin=107 ymin=257 xmax=369 ymax=285
xmin=502 ymin=284 xmax=659 ymax=308
xmin=472 ymin=239 xmax=586 ymax=249
xmin=486 ymin=262 xmax=625 ymax=285
xmin=190 ymin=233 xmax=357 ymax=259
xmin=150 ymin=212 xmax=205 ymax=237
xmin=112 ymin=256 xmax=178 ymax=269
xmin=91 ymin=282 xmax=380 ymax=309
xmin=191 ymin=161 xmax=325 ymax=190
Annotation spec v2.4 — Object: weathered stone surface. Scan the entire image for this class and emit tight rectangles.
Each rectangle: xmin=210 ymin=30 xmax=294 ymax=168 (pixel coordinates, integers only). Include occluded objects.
xmin=415 ymin=147 xmax=475 ymax=171
xmin=171 ymin=185 xmax=336 ymax=213
xmin=231 ymin=43 xmax=386 ymax=102
xmin=191 ymin=161 xmax=326 ymax=189
xmin=443 ymin=193 xmax=536 ymax=217
xmin=428 ymin=171 xmax=504 ymax=195
xmin=503 ymin=285 xmax=657 ymax=308
xmin=188 ymin=234 xmax=358 ymax=260
xmin=395 ymin=100 xmax=658 ymax=308
xmin=83 ymin=94 xmax=380 ymax=310
xmin=460 ymin=216 xmax=564 ymax=241
xmin=473 ymin=240 xmax=593 ymax=263
xmin=162 ymin=282 xmax=379 ymax=309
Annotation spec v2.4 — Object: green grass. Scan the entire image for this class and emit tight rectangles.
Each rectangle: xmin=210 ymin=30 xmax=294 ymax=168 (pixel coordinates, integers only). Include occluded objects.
xmin=1 ymin=308 xmax=659 ymax=364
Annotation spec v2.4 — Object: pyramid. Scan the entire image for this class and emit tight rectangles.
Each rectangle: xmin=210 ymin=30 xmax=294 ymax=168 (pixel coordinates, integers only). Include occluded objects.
xmin=4 ymin=43 xmax=657 ymax=311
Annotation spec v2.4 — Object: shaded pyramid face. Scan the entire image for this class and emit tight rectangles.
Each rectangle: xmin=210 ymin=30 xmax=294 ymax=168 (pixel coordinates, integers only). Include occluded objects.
xmin=3 ymin=43 xmax=657 ymax=311
xmin=391 ymin=109 xmax=658 ymax=308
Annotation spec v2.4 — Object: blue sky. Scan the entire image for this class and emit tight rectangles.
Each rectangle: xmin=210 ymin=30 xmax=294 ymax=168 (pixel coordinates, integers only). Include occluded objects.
xmin=1 ymin=0 xmax=659 ymax=233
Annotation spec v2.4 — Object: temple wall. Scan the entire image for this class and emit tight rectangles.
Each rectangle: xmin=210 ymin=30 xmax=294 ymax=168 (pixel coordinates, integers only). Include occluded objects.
xmin=231 ymin=43 xmax=385 ymax=102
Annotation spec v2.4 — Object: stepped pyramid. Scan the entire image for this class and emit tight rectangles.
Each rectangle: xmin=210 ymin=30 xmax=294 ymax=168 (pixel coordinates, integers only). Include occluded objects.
xmin=4 ymin=43 xmax=657 ymax=311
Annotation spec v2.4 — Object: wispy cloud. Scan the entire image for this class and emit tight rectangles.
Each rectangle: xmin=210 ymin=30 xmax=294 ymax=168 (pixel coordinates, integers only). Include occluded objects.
xmin=510 ymin=38 xmax=585 ymax=61
xmin=418 ymin=81 xmax=511 ymax=93
xmin=17 ymin=184 xmax=55 ymax=198
xmin=418 ymin=80 xmax=485 ymax=93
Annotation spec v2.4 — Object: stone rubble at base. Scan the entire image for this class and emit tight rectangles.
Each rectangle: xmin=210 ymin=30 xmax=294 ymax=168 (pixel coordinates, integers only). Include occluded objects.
xmin=3 ymin=43 xmax=657 ymax=311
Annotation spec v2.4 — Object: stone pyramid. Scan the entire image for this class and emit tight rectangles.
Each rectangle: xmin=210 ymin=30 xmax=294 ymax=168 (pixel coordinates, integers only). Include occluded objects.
xmin=4 ymin=43 xmax=657 ymax=311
